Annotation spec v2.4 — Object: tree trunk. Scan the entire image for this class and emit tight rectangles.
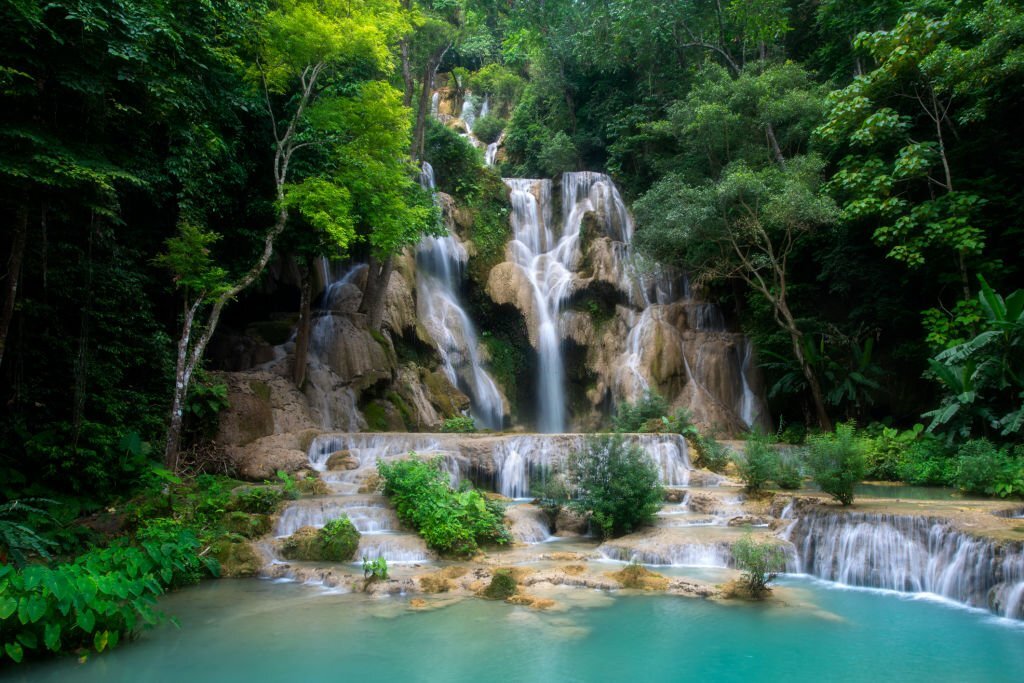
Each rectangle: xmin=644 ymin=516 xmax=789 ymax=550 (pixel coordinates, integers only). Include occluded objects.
xmin=0 ymin=205 xmax=28 ymax=371
xmin=411 ymin=43 xmax=450 ymax=161
xmin=778 ymin=301 xmax=832 ymax=431
xmin=359 ymin=254 xmax=394 ymax=332
xmin=293 ymin=256 xmax=313 ymax=388
xmin=165 ymin=298 xmax=200 ymax=470
xmin=765 ymin=122 xmax=786 ymax=168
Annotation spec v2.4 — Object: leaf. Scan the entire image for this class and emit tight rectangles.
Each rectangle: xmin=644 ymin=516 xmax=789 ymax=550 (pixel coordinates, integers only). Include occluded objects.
xmin=0 ymin=596 xmax=15 ymax=620
xmin=77 ymin=608 xmax=96 ymax=633
xmin=4 ymin=641 xmax=24 ymax=663
xmin=16 ymin=631 xmax=37 ymax=649
xmin=94 ymin=630 xmax=109 ymax=653
xmin=44 ymin=622 xmax=61 ymax=651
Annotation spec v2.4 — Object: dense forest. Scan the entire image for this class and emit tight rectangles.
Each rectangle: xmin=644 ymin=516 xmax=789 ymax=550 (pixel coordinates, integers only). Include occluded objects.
xmin=2 ymin=0 xmax=1024 ymax=665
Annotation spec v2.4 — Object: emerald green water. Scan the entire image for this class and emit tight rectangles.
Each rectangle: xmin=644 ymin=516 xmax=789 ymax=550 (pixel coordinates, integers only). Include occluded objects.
xmin=5 ymin=577 xmax=1024 ymax=683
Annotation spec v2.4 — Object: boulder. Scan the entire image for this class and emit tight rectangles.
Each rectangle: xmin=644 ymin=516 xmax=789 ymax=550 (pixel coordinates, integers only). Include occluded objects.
xmin=424 ymin=370 xmax=471 ymax=417
xmin=325 ymin=450 xmax=360 ymax=471
xmin=211 ymin=537 xmax=263 ymax=577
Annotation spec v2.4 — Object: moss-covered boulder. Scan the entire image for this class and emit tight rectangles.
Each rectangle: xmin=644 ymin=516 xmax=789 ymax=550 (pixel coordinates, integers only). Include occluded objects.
xmin=611 ymin=563 xmax=670 ymax=591
xmin=222 ymin=511 xmax=272 ymax=539
xmin=280 ymin=517 xmax=360 ymax=562
xmin=481 ymin=570 xmax=517 ymax=600
xmin=211 ymin=535 xmax=263 ymax=577
xmin=326 ymin=450 xmax=360 ymax=471
xmin=424 ymin=370 xmax=471 ymax=418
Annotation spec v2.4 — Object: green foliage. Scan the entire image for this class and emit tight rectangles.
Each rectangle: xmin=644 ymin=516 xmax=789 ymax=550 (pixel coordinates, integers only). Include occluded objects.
xmin=691 ymin=434 xmax=731 ymax=473
xmin=956 ymin=440 xmax=1024 ymax=498
xmin=566 ymin=435 xmax=663 ymax=539
xmin=733 ymin=434 xmax=778 ymax=493
xmin=613 ymin=391 xmax=669 ymax=433
xmin=896 ymin=436 xmax=957 ymax=487
xmin=774 ymin=452 xmax=805 ymax=490
xmin=464 ymin=171 xmax=512 ymax=285
xmin=481 ymin=570 xmax=517 ymax=600
xmin=361 ymin=556 xmax=389 ymax=581
xmin=805 ymin=423 xmax=867 ymax=505
xmin=924 ymin=278 xmax=1024 ymax=441
xmin=472 ymin=115 xmax=506 ymax=145
xmin=316 ymin=517 xmax=361 ymax=561
xmin=862 ymin=424 xmax=925 ymax=481
xmin=183 ymin=371 xmax=230 ymax=442
xmin=441 ymin=416 xmax=477 ymax=433
xmin=231 ymin=487 xmax=284 ymax=516
xmin=731 ymin=535 xmax=786 ymax=597
xmin=274 ymin=471 xmax=300 ymax=501
xmin=537 ymin=131 xmax=578 ymax=176
xmin=0 ymin=528 xmax=214 ymax=663
xmin=377 ymin=456 xmax=509 ymax=557
xmin=0 ymin=499 xmax=56 ymax=568
xmin=424 ymin=118 xmax=483 ymax=200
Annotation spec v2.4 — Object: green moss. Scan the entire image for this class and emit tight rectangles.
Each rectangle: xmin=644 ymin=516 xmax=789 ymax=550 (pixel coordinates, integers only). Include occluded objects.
xmin=363 ymin=402 xmax=390 ymax=432
xmin=482 ymin=334 xmax=524 ymax=401
xmin=222 ymin=511 xmax=272 ymax=539
xmin=466 ymin=172 xmax=512 ymax=287
xmin=387 ymin=391 xmax=413 ymax=425
xmin=248 ymin=380 xmax=271 ymax=404
xmin=211 ymin=535 xmax=263 ymax=577
xmin=280 ymin=517 xmax=360 ymax=562
xmin=482 ymin=570 xmax=517 ymax=599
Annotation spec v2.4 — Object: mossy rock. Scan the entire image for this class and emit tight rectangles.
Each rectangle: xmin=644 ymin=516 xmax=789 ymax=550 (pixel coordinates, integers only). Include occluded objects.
xmin=363 ymin=400 xmax=406 ymax=432
xmin=211 ymin=536 xmax=263 ymax=577
xmin=222 ymin=511 xmax=272 ymax=539
xmin=481 ymin=570 xmax=517 ymax=600
xmin=280 ymin=517 xmax=360 ymax=562
xmin=611 ymin=564 xmax=669 ymax=591
xmin=424 ymin=371 xmax=471 ymax=417
xmin=296 ymin=475 xmax=331 ymax=496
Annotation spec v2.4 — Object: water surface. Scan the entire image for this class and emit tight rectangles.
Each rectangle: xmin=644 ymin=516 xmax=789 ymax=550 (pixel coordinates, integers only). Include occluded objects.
xmin=6 ymin=577 xmax=1024 ymax=683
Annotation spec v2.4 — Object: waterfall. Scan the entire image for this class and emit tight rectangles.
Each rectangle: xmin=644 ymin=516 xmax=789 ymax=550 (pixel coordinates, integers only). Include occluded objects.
xmin=479 ymin=95 xmax=490 ymax=120
xmin=430 ymin=91 xmax=440 ymax=117
xmin=787 ymin=510 xmax=1024 ymax=619
xmin=460 ymin=96 xmax=477 ymax=133
xmin=485 ymin=142 xmax=499 ymax=167
xmin=416 ymin=162 xmax=505 ymax=429
xmin=306 ymin=432 xmax=691 ymax=500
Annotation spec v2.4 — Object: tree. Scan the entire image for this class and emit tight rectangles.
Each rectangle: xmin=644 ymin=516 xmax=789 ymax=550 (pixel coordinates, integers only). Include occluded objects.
xmin=731 ymin=534 xmax=786 ymax=598
xmin=566 ymin=434 xmax=663 ymax=538
xmin=161 ymin=0 xmax=408 ymax=467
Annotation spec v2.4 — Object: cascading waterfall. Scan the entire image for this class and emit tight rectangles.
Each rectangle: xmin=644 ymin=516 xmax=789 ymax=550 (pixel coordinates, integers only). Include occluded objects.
xmin=416 ymin=162 xmax=504 ymax=429
xmin=430 ymin=91 xmax=440 ymax=117
xmin=307 ymin=432 xmax=691 ymax=500
xmin=460 ymin=96 xmax=477 ymax=133
xmin=786 ymin=510 xmax=1024 ymax=619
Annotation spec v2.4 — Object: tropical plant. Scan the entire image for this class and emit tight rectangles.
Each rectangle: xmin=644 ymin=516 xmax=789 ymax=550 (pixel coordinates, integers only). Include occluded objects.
xmin=566 ymin=435 xmax=663 ymax=538
xmin=362 ymin=556 xmax=389 ymax=581
xmin=441 ymin=416 xmax=477 ymax=433
xmin=612 ymin=390 xmax=669 ymax=433
xmin=924 ymin=277 xmax=1024 ymax=440
xmin=0 ymin=499 xmax=56 ymax=568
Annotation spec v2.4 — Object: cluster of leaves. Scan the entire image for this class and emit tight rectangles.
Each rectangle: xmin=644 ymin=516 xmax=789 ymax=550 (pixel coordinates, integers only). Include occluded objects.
xmin=0 ymin=527 xmax=215 ymax=663
xmin=565 ymin=435 xmax=663 ymax=538
xmin=441 ymin=416 xmax=477 ymax=433
xmin=471 ymin=115 xmax=506 ymax=145
xmin=377 ymin=456 xmax=509 ymax=557
xmin=361 ymin=556 xmax=389 ymax=581
xmin=481 ymin=570 xmax=517 ymax=600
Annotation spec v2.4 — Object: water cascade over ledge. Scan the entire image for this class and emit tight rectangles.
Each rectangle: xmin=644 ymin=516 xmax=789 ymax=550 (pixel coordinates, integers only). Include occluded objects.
xmin=785 ymin=509 xmax=1024 ymax=619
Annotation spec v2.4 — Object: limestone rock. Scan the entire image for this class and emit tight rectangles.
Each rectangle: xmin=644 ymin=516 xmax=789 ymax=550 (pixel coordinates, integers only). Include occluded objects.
xmin=226 ymin=433 xmax=309 ymax=481
xmin=424 ymin=370 xmax=471 ymax=417
xmin=486 ymin=261 xmax=538 ymax=345
xmin=555 ymin=507 xmax=590 ymax=536
xmin=328 ymin=283 xmax=363 ymax=315
xmin=383 ymin=269 xmax=417 ymax=335
xmin=322 ymin=315 xmax=394 ymax=391
xmin=216 ymin=381 xmax=274 ymax=447
xmin=325 ymin=450 xmax=360 ymax=471
xmin=211 ymin=537 xmax=263 ymax=578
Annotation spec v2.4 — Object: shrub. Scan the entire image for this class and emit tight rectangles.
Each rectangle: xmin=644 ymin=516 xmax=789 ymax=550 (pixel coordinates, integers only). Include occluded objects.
xmin=482 ymin=570 xmax=517 ymax=600
xmin=863 ymin=424 xmax=924 ymax=481
xmin=731 ymin=535 xmax=786 ymax=598
xmin=538 ymin=131 xmax=577 ymax=176
xmin=231 ymin=486 xmax=284 ymax=515
xmin=378 ymin=456 xmax=509 ymax=556
xmin=566 ymin=434 xmax=663 ymax=538
xmin=613 ymin=390 xmax=669 ymax=432
xmin=733 ymin=433 xmax=777 ymax=493
xmin=441 ymin=416 xmax=477 ymax=433
xmin=692 ymin=434 xmax=730 ymax=472
xmin=805 ymin=423 xmax=867 ymax=505
xmin=0 ymin=499 xmax=56 ymax=568
xmin=955 ymin=439 xmax=1024 ymax=497
xmin=362 ymin=556 xmax=389 ymax=581
xmin=472 ymin=115 xmax=505 ymax=144
xmin=774 ymin=451 xmax=804 ymax=490
xmin=896 ymin=434 xmax=957 ymax=485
